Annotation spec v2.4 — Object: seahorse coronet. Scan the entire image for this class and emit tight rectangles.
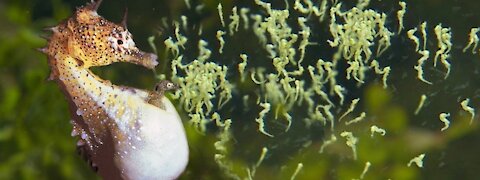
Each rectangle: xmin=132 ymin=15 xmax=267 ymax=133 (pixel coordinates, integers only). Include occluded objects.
xmin=40 ymin=0 xmax=189 ymax=179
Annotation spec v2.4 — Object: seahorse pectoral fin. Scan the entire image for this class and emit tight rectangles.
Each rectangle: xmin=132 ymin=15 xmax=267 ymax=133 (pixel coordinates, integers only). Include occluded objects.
xmin=47 ymin=71 xmax=56 ymax=81
xmin=37 ymin=47 xmax=48 ymax=54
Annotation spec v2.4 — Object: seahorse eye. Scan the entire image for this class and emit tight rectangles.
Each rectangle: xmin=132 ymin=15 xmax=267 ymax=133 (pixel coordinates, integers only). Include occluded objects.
xmin=117 ymin=39 xmax=123 ymax=45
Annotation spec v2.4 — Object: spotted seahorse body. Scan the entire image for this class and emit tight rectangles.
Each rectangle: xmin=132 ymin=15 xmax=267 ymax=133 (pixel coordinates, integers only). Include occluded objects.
xmin=39 ymin=1 xmax=188 ymax=179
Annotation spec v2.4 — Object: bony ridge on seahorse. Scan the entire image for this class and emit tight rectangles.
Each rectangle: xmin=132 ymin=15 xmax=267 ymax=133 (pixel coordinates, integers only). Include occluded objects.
xmin=38 ymin=0 xmax=189 ymax=179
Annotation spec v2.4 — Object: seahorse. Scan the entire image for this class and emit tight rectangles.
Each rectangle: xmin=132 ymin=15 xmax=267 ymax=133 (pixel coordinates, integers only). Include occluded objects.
xmin=38 ymin=0 xmax=188 ymax=179
xmin=147 ymin=80 xmax=180 ymax=110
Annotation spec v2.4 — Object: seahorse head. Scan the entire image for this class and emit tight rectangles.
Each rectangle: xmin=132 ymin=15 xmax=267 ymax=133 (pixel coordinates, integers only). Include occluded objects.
xmin=62 ymin=0 xmax=158 ymax=69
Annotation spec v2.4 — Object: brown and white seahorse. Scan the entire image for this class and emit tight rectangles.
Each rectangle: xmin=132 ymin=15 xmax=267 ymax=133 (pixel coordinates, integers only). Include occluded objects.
xmin=38 ymin=0 xmax=188 ymax=179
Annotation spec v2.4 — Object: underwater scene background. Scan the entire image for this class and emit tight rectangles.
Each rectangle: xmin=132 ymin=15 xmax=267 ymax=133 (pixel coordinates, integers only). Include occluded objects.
xmin=1 ymin=0 xmax=480 ymax=179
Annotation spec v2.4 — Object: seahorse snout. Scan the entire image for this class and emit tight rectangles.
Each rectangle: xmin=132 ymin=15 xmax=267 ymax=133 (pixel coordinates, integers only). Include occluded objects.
xmin=125 ymin=51 xmax=158 ymax=70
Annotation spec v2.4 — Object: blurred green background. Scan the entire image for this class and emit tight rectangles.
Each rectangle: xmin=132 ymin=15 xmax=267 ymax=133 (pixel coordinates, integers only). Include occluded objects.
xmin=1 ymin=0 xmax=480 ymax=179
